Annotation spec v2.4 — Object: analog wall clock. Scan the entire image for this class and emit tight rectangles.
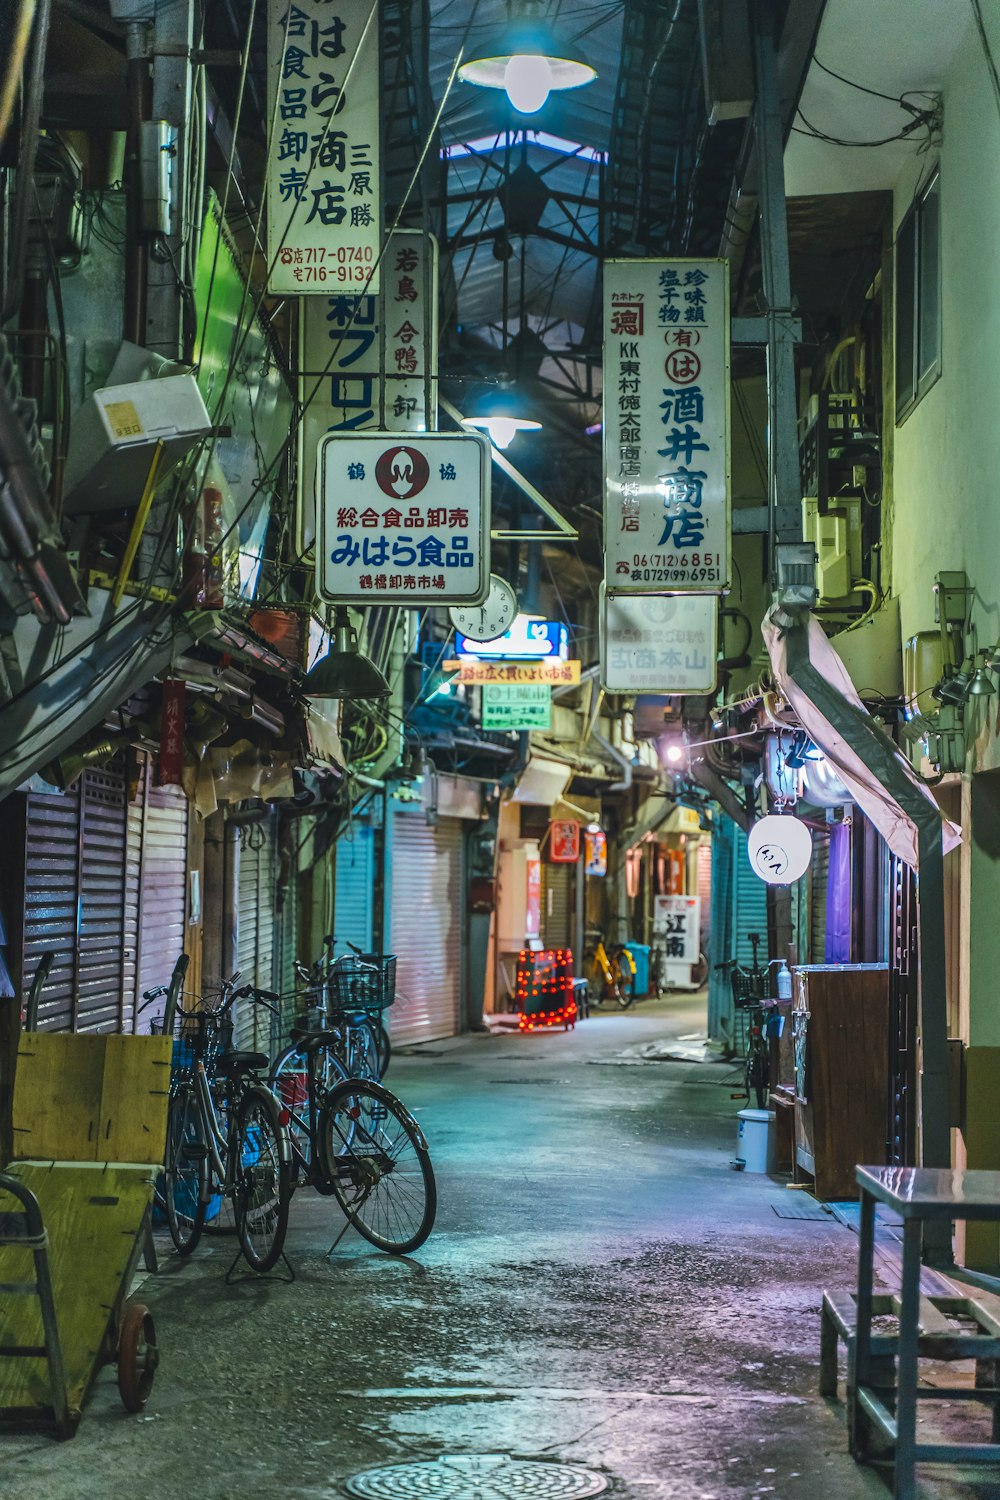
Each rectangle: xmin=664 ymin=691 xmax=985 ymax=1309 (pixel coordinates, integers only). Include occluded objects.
xmin=448 ymin=574 xmax=518 ymax=643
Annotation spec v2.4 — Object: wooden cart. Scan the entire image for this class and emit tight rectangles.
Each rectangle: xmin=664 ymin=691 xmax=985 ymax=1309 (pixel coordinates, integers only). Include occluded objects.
xmin=0 ymin=1028 xmax=172 ymax=1436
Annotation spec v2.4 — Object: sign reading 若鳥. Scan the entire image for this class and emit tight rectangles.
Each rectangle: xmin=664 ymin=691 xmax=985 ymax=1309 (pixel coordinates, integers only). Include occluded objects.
xmin=296 ymin=230 xmax=438 ymax=552
xmin=603 ymin=259 xmax=730 ymax=592
xmin=267 ymin=0 xmax=381 ymax=296
xmin=316 ymin=432 xmax=489 ymax=605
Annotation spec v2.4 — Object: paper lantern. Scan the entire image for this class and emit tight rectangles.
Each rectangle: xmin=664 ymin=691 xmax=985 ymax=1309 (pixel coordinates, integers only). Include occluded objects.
xmin=747 ymin=814 xmax=813 ymax=885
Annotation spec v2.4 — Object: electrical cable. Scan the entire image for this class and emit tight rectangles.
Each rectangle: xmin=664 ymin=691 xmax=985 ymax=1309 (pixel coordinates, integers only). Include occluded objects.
xmin=971 ymin=0 xmax=1000 ymax=125
xmin=792 ymin=106 xmax=937 ymax=150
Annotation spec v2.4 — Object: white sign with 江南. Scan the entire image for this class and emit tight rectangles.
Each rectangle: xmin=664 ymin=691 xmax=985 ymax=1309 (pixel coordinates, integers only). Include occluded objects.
xmin=316 ymin=432 xmax=490 ymax=605
xmin=603 ymin=258 xmax=729 ymax=592
xmin=296 ymin=230 xmax=438 ymax=552
xmin=266 ymin=0 xmax=381 ymax=296
xmin=653 ymin=894 xmax=702 ymax=988
xmin=600 ymin=586 xmax=717 ymax=693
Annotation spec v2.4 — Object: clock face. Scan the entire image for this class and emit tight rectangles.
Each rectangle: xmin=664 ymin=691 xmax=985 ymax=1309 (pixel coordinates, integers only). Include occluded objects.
xmin=449 ymin=574 xmax=518 ymax=643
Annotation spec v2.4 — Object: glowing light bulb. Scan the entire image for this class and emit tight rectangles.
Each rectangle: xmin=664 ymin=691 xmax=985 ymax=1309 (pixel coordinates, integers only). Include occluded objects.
xmin=665 ymin=743 xmax=684 ymax=764
xmin=484 ymin=416 xmax=519 ymax=448
xmin=503 ymin=54 xmax=553 ymax=113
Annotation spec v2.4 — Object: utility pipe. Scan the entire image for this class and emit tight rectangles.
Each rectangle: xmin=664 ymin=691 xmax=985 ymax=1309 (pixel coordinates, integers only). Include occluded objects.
xmin=591 ymin=727 xmax=632 ymax=794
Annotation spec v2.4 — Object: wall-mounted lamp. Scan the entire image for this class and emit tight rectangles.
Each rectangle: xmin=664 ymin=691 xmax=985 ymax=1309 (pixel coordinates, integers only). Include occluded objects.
xmin=458 ymin=2 xmax=597 ymax=115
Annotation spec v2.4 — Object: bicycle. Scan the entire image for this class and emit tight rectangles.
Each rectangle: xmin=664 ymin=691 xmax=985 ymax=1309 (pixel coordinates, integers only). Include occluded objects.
xmin=716 ymin=935 xmax=785 ymax=1109
xmin=286 ymin=935 xmax=390 ymax=1081
xmin=161 ymin=972 xmax=291 ymax=1274
xmin=583 ymin=929 xmax=636 ymax=1009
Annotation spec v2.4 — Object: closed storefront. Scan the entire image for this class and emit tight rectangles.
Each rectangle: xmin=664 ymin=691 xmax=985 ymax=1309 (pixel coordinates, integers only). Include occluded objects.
xmin=234 ymin=817 xmax=277 ymax=1050
xmin=541 ymin=859 xmax=573 ymax=951
xmin=20 ymin=765 xmax=135 ymax=1033
xmin=128 ymin=753 xmax=189 ymax=1030
xmin=387 ymin=809 xmax=464 ymax=1045
xmin=334 ymin=824 xmax=376 ymax=956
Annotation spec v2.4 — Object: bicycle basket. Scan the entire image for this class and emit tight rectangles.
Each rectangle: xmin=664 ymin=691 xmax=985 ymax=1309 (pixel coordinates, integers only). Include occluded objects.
xmin=170 ymin=1010 xmax=232 ymax=1082
xmin=328 ymin=954 xmax=396 ymax=1013
xmin=730 ymin=968 xmax=763 ymax=1010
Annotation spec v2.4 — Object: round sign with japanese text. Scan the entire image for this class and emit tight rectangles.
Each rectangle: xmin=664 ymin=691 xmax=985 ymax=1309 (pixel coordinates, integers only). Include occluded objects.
xmin=747 ymin=814 xmax=813 ymax=886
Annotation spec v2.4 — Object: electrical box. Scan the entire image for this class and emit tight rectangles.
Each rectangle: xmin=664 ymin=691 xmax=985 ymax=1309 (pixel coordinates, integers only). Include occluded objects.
xmin=802 ymin=496 xmax=863 ymax=602
xmin=63 ymin=374 xmax=212 ymax=514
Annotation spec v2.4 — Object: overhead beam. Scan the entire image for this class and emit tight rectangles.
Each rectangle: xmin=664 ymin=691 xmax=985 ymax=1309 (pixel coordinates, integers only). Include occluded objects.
xmin=440 ymin=396 xmax=579 ymax=542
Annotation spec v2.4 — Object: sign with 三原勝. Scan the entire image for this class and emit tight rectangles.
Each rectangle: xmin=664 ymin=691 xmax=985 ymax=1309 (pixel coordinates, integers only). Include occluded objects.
xmin=600 ymin=585 xmax=717 ymax=694
xmin=481 ymin=683 xmax=552 ymax=731
xmin=266 ymin=0 xmax=381 ymax=296
xmin=446 ymin=659 xmax=581 ymax=686
xmin=316 ymin=432 xmax=490 ymax=605
xmin=603 ymin=258 xmax=730 ymax=593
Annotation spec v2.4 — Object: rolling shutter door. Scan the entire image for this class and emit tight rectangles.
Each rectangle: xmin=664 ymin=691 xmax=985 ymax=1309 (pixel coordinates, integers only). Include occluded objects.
xmin=733 ymin=824 xmax=768 ymax=968
xmin=22 ymin=766 xmax=133 ymax=1033
xmin=810 ymin=831 xmax=830 ymax=964
xmin=334 ymin=825 xmax=375 ymax=955
xmin=235 ymin=821 xmax=277 ymax=1050
xmin=127 ymin=754 xmax=189 ymax=1031
xmin=541 ymin=860 xmax=572 ymax=950
xmin=388 ymin=813 xmax=463 ymax=1045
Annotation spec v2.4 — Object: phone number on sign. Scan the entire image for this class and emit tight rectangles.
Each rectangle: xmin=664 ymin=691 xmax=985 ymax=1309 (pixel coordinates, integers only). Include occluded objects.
xmin=279 ymin=245 xmax=375 ymax=285
xmin=628 ymin=552 xmax=722 ymax=584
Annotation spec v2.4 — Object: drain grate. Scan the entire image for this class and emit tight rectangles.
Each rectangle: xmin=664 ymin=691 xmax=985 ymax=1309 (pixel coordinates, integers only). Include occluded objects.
xmin=344 ymin=1453 xmax=609 ymax=1499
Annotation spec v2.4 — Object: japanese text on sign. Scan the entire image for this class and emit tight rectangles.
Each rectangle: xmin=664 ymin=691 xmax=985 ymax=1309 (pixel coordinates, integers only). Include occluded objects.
xmin=603 ymin=259 xmax=730 ymax=592
xmin=316 ymin=432 xmax=489 ymax=605
xmin=267 ymin=0 xmax=381 ymax=295
xmin=654 ymin=895 xmax=701 ymax=964
xmin=296 ymin=230 xmax=438 ymax=552
xmin=446 ymin=659 xmax=582 ymax=686
xmin=481 ymin=683 xmax=552 ymax=731
xmin=600 ymin=586 xmax=717 ymax=694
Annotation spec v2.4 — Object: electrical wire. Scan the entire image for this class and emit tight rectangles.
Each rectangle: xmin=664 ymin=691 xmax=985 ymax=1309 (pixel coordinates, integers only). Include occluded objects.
xmin=971 ymin=0 xmax=1000 ymax=125
xmin=792 ymin=106 xmax=937 ymax=150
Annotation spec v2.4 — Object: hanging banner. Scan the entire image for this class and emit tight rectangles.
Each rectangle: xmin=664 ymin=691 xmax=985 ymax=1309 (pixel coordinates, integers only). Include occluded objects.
xmin=600 ymin=585 xmax=717 ymax=693
xmin=316 ymin=431 xmax=489 ymax=605
xmin=481 ymin=683 xmax=552 ymax=730
xmin=549 ymin=820 xmax=580 ymax=863
xmin=447 ymin=659 xmax=581 ymax=686
xmin=603 ymin=258 xmax=730 ymax=592
xmin=584 ymin=828 xmax=608 ymax=877
xmin=158 ymin=679 xmax=186 ymax=786
xmin=297 ymin=230 xmax=438 ymax=554
xmin=266 ymin=0 xmax=381 ymax=296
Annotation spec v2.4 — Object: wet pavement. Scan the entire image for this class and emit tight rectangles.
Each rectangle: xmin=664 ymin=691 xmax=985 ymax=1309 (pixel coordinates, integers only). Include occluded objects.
xmin=3 ymin=996 xmax=998 ymax=1499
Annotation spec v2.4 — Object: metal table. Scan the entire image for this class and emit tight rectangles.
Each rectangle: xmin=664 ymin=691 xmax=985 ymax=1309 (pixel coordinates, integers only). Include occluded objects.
xmin=853 ymin=1165 xmax=1000 ymax=1499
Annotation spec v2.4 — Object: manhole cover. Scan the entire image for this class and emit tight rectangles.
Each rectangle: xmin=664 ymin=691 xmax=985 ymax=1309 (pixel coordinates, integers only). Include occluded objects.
xmin=344 ymin=1453 xmax=609 ymax=1499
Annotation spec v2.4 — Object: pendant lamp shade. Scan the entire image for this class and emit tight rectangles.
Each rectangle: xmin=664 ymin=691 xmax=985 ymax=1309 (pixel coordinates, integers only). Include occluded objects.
xmin=305 ymin=607 xmax=390 ymax=699
xmin=458 ymin=5 xmax=597 ymax=115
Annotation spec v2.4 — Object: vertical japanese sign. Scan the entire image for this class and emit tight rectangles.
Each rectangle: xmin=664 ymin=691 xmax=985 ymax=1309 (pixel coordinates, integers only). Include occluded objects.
xmin=267 ymin=0 xmax=381 ymax=296
xmin=599 ymin=584 xmax=717 ymax=693
xmin=654 ymin=894 xmax=701 ymax=985
xmin=297 ymin=230 xmax=438 ymax=553
xmin=603 ymin=259 xmax=730 ymax=591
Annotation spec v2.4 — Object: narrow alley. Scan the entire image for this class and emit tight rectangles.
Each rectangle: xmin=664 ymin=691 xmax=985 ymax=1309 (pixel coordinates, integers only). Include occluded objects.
xmin=0 ymin=999 xmax=926 ymax=1500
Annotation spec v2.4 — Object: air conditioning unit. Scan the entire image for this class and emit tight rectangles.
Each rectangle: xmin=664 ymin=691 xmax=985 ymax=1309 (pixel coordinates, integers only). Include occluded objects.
xmin=801 ymin=496 xmax=863 ymax=603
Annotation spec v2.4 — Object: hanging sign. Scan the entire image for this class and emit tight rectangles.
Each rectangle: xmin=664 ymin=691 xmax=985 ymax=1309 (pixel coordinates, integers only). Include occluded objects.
xmin=481 ymin=683 xmax=552 ymax=730
xmin=584 ymin=827 xmax=608 ymax=877
xmin=266 ymin=0 xmax=381 ymax=296
xmin=316 ymin=431 xmax=489 ymax=604
xmin=297 ymin=230 xmax=437 ymax=553
xmin=447 ymin=658 xmax=581 ymax=686
xmin=600 ymin=585 xmax=717 ymax=693
xmin=747 ymin=814 xmax=813 ymax=885
xmin=549 ymin=820 xmax=580 ymax=864
xmin=603 ymin=258 xmax=730 ymax=592
xmin=158 ymin=678 xmax=186 ymax=787
xmin=457 ymin=617 xmax=567 ymax=661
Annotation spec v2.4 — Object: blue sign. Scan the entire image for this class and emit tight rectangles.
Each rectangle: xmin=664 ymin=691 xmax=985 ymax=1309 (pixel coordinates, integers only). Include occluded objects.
xmin=457 ymin=618 xmax=568 ymax=661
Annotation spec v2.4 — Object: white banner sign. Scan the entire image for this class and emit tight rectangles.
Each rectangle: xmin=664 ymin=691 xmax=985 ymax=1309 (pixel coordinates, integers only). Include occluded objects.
xmin=267 ymin=0 xmax=381 ymax=295
xmin=316 ymin=432 xmax=490 ymax=605
xmin=654 ymin=894 xmax=702 ymax=987
xmin=600 ymin=586 xmax=717 ymax=694
xmin=603 ymin=258 xmax=730 ymax=591
xmin=297 ymin=231 xmax=438 ymax=552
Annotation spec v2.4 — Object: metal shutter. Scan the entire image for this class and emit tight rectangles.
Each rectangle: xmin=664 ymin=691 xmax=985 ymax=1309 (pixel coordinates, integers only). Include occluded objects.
xmin=22 ymin=767 xmax=133 ymax=1033
xmin=235 ymin=820 xmax=277 ymax=1050
xmin=733 ymin=824 xmax=769 ymax=967
xmin=810 ymin=830 xmax=830 ymax=964
xmin=334 ymin=824 xmax=375 ymax=956
xmin=388 ymin=812 xmax=463 ymax=1045
xmin=541 ymin=860 xmax=572 ymax=950
xmin=696 ymin=840 xmax=712 ymax=954
xmin=127 ymin=754 xmax=188 ymax=1031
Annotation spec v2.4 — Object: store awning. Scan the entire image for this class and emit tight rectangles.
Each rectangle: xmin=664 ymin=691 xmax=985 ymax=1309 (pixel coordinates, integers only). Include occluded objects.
xmin=762 ymin=613 xmax=961 ymax=869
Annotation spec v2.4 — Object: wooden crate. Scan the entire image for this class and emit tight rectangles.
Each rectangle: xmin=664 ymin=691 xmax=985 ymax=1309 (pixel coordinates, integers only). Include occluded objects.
xmin=10 ymin=1032 xmax=172 ymax=1165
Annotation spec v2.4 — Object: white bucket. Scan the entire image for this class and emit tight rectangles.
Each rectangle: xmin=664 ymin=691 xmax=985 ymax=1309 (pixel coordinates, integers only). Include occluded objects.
xmin=736 ymin=1108 xmax=777 ymax=1174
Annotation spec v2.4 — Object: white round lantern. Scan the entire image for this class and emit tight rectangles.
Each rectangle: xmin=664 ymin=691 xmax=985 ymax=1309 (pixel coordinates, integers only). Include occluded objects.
xmin=747 ymin=814 xmax=813 ymax=885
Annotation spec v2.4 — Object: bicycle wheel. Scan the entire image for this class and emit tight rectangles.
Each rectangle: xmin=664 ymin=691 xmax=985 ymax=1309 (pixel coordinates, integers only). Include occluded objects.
xmin=318 ymin=1080 xmax=436 ymax=1255
xmin=233 ymin=1087 xmax=290 ymax=1273
xmin=376 ymin=1021 xmax=391 ymax=1079
xmin=747 ymin=1041 xmax=769 ymax=1109
xmin=347 ymin=1018 xmax=380 ymax=1081
xmin=164 ymin=1088 xmax=207 ymax=1256
xmin=612 ymin=955 xmax=634 ymax=1009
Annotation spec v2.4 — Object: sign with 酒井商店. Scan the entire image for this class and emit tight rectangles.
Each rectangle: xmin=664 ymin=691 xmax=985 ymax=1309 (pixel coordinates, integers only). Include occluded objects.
xmin=446 ymin=658 xmax=581 ymax=686
xmin=600 ymin=585 xmax=717 ymax=693
xmin=603 ymin=258 xmax=729 ymax=592
xmin=316 ymin=432 xmax=489 ymax=605
xmin=481 ymin=683 xmax=552 ymax=731
xmin=266 ymin=0 xmax=381 ymax=296
xmin=296 ymin=230 xmax=438 ymax=552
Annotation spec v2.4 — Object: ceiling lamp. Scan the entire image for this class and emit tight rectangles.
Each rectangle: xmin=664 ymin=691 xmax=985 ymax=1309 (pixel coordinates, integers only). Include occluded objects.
xmin=304 ymin=607 xmax=389 ymax=699
xmin=462 ymin=388 xmax=541 ymax=450
xmin=458 ymin=2 xmax=597 ymax=116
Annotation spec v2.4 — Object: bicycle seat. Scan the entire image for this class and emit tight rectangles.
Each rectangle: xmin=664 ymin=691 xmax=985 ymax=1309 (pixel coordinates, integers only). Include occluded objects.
xmin=214 ymin=1050 xmax=268 ymax=1075
xmin=289 ymin=1025 xmax=339 ymax=1048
